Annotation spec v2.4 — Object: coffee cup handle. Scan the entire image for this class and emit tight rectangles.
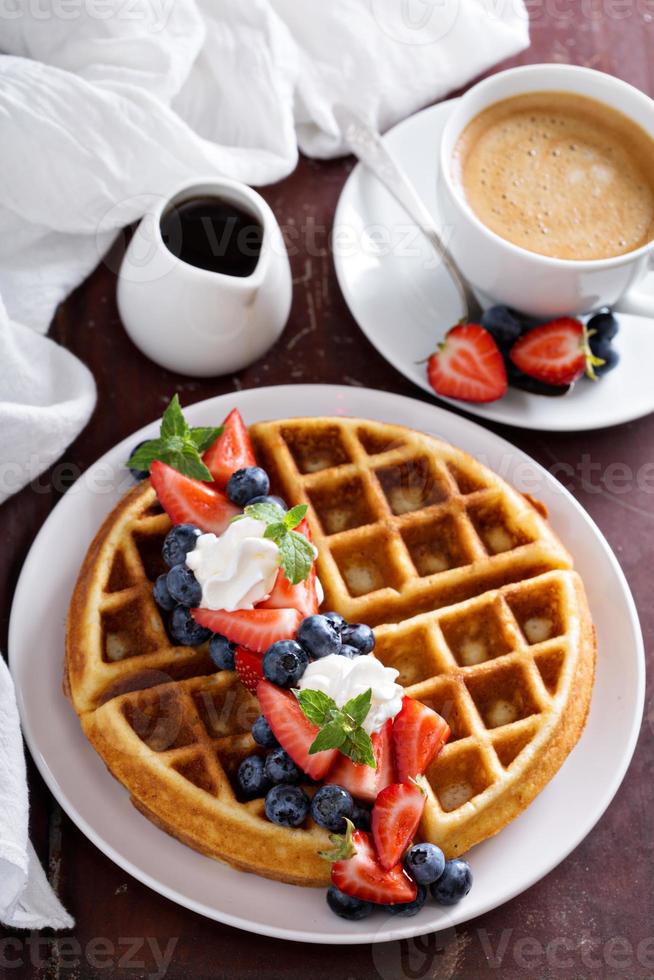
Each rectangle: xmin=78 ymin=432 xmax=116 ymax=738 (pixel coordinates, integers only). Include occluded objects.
xmin=613 ymin=254 xmax=654 ymax=317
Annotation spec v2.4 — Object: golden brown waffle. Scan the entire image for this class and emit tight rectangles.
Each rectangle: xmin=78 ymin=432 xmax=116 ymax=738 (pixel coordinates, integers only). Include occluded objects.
xmin=66 ymin=417 xmax=595 ymax=884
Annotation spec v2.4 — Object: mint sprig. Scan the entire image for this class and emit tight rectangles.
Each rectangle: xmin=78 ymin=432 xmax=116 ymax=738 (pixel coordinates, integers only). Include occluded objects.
xmin=293 ymin=687 xmax=376 ymax=768
xmin=126 ymin=395 xmax=222 ymax=481
xmin=241 ymin=502 xmax=315 ymax=585
xmin=319 ymin=817 xmax=357 ymax=862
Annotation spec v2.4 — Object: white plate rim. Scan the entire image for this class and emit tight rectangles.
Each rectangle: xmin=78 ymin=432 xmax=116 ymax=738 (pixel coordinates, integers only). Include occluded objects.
xmin=8 ymin=384 xmax=645 ymax=944
xmin=333 ymin=99 xmax=654 ymax=433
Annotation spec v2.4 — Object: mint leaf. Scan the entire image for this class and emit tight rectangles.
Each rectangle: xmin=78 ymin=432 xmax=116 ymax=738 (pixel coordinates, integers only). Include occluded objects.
xmin=343 ymin=688 xmax=372 ymax=728
xmin=278 ymin=531 xmax=315 ymax=585
xmin=160 ymin=394 xmax=188 ymax=441
xmin=284 ymin=504 xmax=308 ymax=530
xmin=263 ymin=521 xmax=289 ymax=544
xmin=343 ymin=726 xmax=376 ymax=768
xmin=294 ymin=688 xmax=336 ymax=727
xmin=244 ymin=502 xmax=286 ymax=525
xmin=125 ymin=395 xmax=220 ymax=481
xmin=190 ymin=426 xmax=223 ymax=453
xmin=310 ymin=720 xmax=347 ymax=754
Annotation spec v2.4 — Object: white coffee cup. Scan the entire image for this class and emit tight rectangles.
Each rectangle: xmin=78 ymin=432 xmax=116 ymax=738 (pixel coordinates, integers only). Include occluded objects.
xmin=438 ymin=64 xmax=654 ymax=318
xmin=117 ymin=178 xmax=292 ymax=376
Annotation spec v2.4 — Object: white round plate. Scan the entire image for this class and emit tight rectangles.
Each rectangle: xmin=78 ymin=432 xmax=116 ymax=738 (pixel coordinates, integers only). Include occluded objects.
xmin=9 ymin=385 xmax=644 ymax=944
xmin=334 ymin=99 xmax=654 ymax=432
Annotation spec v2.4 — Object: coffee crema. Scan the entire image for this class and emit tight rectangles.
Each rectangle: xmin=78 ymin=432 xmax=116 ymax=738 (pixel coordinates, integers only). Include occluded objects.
xmin=453 ymin=91 xmax=654 ymax=261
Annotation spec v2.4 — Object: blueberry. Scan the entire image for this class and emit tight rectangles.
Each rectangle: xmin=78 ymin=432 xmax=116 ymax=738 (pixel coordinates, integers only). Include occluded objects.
xmin=587 ymin=308 xmax=619 ymax=342
xmin=338 ymin=644 xmax=361 ymax=659
xmin=297 ymin=615 xmax=341 ymax=659
xmin=351 ymin=802 xmax=371 ymax=831
xmin=429 ymin=859 xmax=473 ymax=906
xmin=252 ymin=715 xmax=279 ymax=749
xmin=588 ymin=332 xmax=613 ymax=361
xmin=507 ymin=362 xmax=572 ymax=397
xmin=327 ymin=886 xmax=373 ymax=921
xmin=481 ymin=305 xmax=524 ymax=349
xmin=237 ymin=755 xmax=271 ymax=798
xmin=162 ymin=524 xmax=201 ymax=568
xmin=385 ymin=885 xmax=427 ymax=917
xmin=227 ymin=467 xmax=270 ymax=507
xmin=264 ymin=784 xmax=310 ymax=827
xmin=263 ymin=640 xmax=309 ymax=687
xmin=169 ymin=606 xmax=211 ymax=646
xmin=153 ymin=573 xmax=176 ymax=611
xmin=311 ymin=785 xmax=354 ymax=832
xmin=247 ymin=494 xmax=287 ymax=512
xmin=324 ymin=611 xmax=347 ymax=633
xmin=264 ymin=747 xmax=302 ymax=784
xmin=341 ymin=623 xmax=375 ymax=655
xmin=128 ymin=441 xmax=150 ymax=481
xmin=594 ymin=347 xmax=620 ymax=376
xmin=209 ymin=633 xmax=235 ymax=670
xmin=166 ymin=564 xmax=202 ymax=607
xmin=404 ymin=843 xmax=446 ymax=885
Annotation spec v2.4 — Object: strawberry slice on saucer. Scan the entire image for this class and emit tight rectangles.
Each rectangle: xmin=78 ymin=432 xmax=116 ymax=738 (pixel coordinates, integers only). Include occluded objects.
xmin=260 ymin=565 xmax=319 ymax=619
xmin=256 ymin=679 xmax=338 ymax=779
xmin=192 ymin=607 xmax=302 ymax=654
xmin=326 ymin=719 xmax=395 ymax=803
xmin=234 ymin=647 xmax=263 ymax=694
xmin=393 ymin=697 xmax=450 ymax=784
xmin=371 ymin=780 xmax=426 ymax=871
xmin=150 ymin=460 xmax=239 ymax=534
xmin=330 ymin=827 xmax=417 ymax=906
xmin=427 ymin=323 xmax=507 ymax=403
xmin=509 ymin=317 xmax=600 ymax=385
xmin=203 ymin=408 xmax=256 ymax=489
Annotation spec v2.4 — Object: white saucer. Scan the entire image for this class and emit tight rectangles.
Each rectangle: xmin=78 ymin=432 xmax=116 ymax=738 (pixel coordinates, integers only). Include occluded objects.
xmin=9 ymin=386 xmax=644 ymax=943
xmin=334 ymin=99 xmax=654 ymax=432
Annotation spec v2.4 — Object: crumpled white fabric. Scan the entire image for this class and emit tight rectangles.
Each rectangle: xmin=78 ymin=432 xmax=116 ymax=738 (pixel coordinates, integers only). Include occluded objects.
xmin=0 ymin=657 xmax=74 ymax=929
xmin=0 ymin=0 xmax=529 ymax=929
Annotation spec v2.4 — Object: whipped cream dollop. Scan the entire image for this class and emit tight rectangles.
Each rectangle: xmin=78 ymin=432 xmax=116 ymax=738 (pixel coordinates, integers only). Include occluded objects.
xmin=186 ymin=517 xmax=279 ymax=611
xmin=298 ymin=654 xmax=404 ymax=734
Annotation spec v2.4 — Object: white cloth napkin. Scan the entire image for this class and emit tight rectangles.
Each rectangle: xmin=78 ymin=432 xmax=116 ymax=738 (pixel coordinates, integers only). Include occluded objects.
xmin=0 ymin=0 xmax=529 ymax=929
xmin=0 ymin=658 xmax=74 ymax=929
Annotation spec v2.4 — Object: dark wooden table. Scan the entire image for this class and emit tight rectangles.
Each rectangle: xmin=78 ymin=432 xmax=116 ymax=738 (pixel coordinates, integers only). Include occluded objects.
xmin=2 ymin=10 xmax=654 ymax=979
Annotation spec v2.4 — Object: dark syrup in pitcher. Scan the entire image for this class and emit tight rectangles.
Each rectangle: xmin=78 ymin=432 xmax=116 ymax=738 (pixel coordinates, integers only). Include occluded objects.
xmin=160 ymin=196 xmax=263 ymax=277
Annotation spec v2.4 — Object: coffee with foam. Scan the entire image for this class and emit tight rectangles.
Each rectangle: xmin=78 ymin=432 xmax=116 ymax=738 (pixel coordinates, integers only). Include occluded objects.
xmin=453 ymin=91 xmax=654 ymax=261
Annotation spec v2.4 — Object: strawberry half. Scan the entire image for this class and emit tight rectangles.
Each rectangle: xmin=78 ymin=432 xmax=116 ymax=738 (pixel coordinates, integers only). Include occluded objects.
xmin=427 ymin=323 xmax=507 ymax=403
xmin=234 ymin=646 xmax=263 ymax=694
xmin=150 ymin=460 xmax=239 ymax=534
xmin=326 ymin=719 xmax=395 ymax=803
xmin=393 ymin=697 xmax=450 ymax=784
xmin=371 ymin=781 xmax=426 ymax=871
xmin=256 ymin=679 xmax=338 ymax=779
xmin=509 ymin=317 xmax=599 ymax=385
xmin=330 ymin=827 xmax=417 ymax=906
xmin=260 ymin=564 xmax=319 ymax=618
xmin=191 ymin=607 xmax=301 ymax=654
xmin=203 ymin=408 xmax=256 ymax=489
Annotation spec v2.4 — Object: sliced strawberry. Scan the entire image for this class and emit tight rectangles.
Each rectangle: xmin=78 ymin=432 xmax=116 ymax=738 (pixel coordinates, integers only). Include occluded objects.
xmin=326 ymin=720 xmax=395 ymax=803
xmin=191 ymin=607 xmax=301 ymax=654
xmin=203 ymin=408 xmax=256 ymax=489
xmin=331 ymin=828 xmax=417 ymax=906
xmin=393 ymin=697 xmax=450 ymax=784
xmin=427 ymin=323 xmax=507 ymax=403
xmin=509 ymin=317 xmax=596 ymax=385
xmin=234 ymin=646 xmax=263 ymax=694
xmin=296 ymin=517 xmax=313 ymax=542
xmin=260 ymin=564 xmax=319 ymax=618
xmin=256 ymin=679 xmax=338 ymax=779
xmin=372 ymin=781 xmax=426 ymax=871
xmin=150 ymin=460 xmax=239 ymax=534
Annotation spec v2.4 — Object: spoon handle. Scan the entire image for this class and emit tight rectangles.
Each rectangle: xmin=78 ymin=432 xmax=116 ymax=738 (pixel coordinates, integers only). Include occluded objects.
xmin=335 ymin=106 xmax=483 ymax=323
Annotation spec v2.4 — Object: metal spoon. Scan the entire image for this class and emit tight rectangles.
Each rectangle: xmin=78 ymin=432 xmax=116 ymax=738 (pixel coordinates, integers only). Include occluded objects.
xmin=334 ymin=104 xmax=483 ymax=323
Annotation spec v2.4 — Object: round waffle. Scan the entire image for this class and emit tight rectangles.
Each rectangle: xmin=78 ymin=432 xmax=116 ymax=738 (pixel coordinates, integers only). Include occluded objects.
xmin=66 ymin=417 xmax=595 ymax=885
